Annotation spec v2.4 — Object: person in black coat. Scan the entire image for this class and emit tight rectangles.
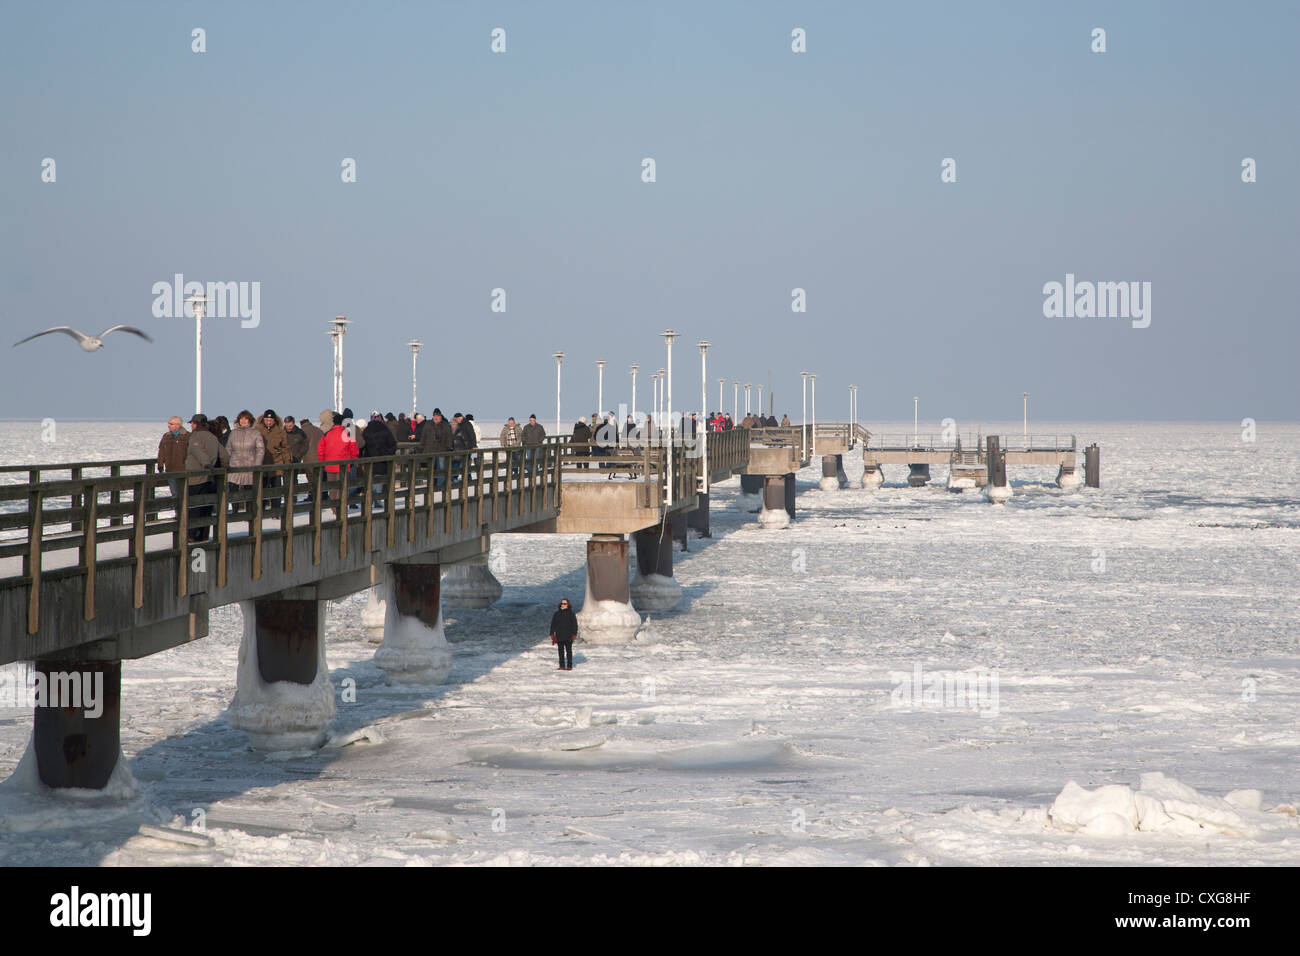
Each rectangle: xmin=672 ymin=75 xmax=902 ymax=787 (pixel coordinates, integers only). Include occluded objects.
xmin=361 ymin=414 xmax=397 ymax=493
xmin=549 ymin=598 xmax=579 ymax=670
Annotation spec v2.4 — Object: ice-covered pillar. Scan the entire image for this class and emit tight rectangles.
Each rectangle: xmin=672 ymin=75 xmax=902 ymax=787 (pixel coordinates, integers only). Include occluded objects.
xmin=576 ymin=534 xmax=641 ymax=643
xmin=758 ymin=474 xmax=791 ymax=528
xmin=737 ymin=474 xmax=763 ymax=512
xmin=231 ymin=598 xmax=335 ymax=751
xmin=907 ymin=463 xmax=931 ymax=487
xmin=442 ymin=553 xmax=504 ymax=609
xmin=835 ymin=454 xmax=849 ymax=488
xmin=374 ymin=559 xmax=454 ymax=684
xmin=361 ymin=585 xmax=386 ymax=643
xmin=819 ymin=455 xmax=840 ymax=492
xmin=862 ymin=460 xmax=883 ymax=490
xmin=1084 ymin=444 xmax=1100 ymax=488
xmin=686 ymin=491 xmax=711 ymax=537
xmin=630 ymin=525 xmax=681 ymax=613
xmin=784 ymin=471 xmax=797 ymax=517
xmin=669 ymin=511 xmax=689 ymax=552
xmin=985 ymin=435 xmax=1012 ymax=503
xmin=1056 ymin=460 xmax=1083 ymax=491
xmin=31 ymin=659 xmax=122 ymax=789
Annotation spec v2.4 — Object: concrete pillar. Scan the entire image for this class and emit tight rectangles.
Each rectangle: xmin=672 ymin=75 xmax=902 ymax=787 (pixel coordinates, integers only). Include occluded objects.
xmin=737 ymin=474 xmax=763 ymax=512
xmin=1056 ymin=462 xmax=1083 ymax=491
xmin=819 ymin=455 xmax=839 ymax=492
xmin=361 ymin=585 xmax=386 ymax=643
xmin=576 ymin=534 xmax=641 ymax=643
xmin=631 ymin=525 xmax=681 ymax=613
xmin=907 ymin=463 xmax=931 ymax=487
xmin=375 ymin=560 xmax=454 ymax=685
xmin=231 ymin=598 xmax=335 ymax=751
xmin=1085 ymin=444 xmax=1100 ymax=488
xmin=442 ymin=554 xmax=504 ymax=609
xmin=669 ymin=511 xmax=689 ymax=552
xmin=31 ymin=660 xmax=122 ymax=790
xmin=862 ymin=462 xmax=884 ymax=490
xmin=686 ymin=490 xmax=711 ymax=537
xmin=985 ymin=435 xmax=1012 ymax=503
xmin=758 ymin=474 xmax=790 ymax=528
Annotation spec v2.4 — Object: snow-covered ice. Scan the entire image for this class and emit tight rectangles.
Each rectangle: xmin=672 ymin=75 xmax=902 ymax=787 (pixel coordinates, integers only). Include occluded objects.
xmin=0 ymin=420 xmax=1298 ymax=866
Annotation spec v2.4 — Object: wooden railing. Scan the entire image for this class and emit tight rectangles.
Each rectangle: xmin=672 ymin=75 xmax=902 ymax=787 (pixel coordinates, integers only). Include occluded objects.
xmin=1 ymin=444 xmax=563 ymax=636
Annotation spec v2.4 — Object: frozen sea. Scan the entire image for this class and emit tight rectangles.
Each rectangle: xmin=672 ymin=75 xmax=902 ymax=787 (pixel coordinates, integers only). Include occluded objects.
xmin=1 ymin=420 xmax=1297 ymax=866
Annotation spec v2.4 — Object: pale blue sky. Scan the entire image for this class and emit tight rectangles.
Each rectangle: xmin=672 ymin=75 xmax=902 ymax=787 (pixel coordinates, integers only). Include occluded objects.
xmin=2 ymin=1 xmax=1296 ymax=423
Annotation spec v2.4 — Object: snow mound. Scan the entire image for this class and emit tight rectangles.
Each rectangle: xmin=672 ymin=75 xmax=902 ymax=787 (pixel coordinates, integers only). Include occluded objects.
xmin=576 ymin=599 xmax=642 ymax=644
xmin=758 ymin=506 xmax=790 ymax=529
xmin=0 ymin=740 xmax=152 ymax=833
xmin=1047 ymin=773 xmax=1292 ymax=838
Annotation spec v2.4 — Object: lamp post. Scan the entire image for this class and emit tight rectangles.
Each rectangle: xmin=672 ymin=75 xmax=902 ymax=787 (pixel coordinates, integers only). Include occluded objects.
xmin=596 ymin=359 xmax=606 ymax=418
xmin=661 ymin=329 xmax=678 ymax=504
xmin=913 ymin=395 xmax=919 ymax=448
xmin=408 ymin=339 xmax=422 ymax=417
xmin=1023 ymin=391 xmax=1028 ymax=446
xmin=733 ymin=381 xmax=740 ymax=421
xmin=698 ymin=340 xmax=710 ymax=492
xmin=651 ymin=373 xmax=659 ymax=428
xmin=657 ymin=369 xmax=666 ymax=427
xmin=757 ymin=384 xmax=764 ymax=422
xmin=717 ymin=377 xmax=724 ymax=417
xmin=185 ymin=292 xmax=207 ymax=415
xmin=744 ymin=383 xmax=752 ymax=417
xmin=329 ymin=316 xmax=350 ymax=413
xmin=810 ymin=373 xmax=817 ymax=460
xmin=554 ymin=351 xmax=564 ymax=436
xmin=801 ymin=371 xmax=808 ymax=462
xmin=629 ymin=364 xmax=639 ymax=420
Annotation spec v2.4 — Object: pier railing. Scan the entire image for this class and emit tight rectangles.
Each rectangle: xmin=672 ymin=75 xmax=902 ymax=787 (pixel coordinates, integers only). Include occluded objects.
xmin=864 ymin=434 xmax=1076 ymax=454
xmin=0 ymin=444 xmax=562 ymax=637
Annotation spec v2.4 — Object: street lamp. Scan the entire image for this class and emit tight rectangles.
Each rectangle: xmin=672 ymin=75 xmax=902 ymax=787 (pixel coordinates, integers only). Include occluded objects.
xmin=661 ymin=330 xmax=678 ymax=431
xmin=408 ymin=339 xmax=422 ymax=418
xmin=810 ymin=373 xmax=817 ymax=460
xmin=733 ymin=380 xmax=740 ymax=421
xmin=698 ymin=340 xmax=710 ymax=493
xmin=913 ymin=395 xmax=919 ymax=448
xmin=1023 ymin=392 xmax=1028 ymax=446
xmin=554 ymin=351 xmax=564 ymax=436
xmin=629 ymin=363 xmax=639 ymax=420
xmin=717 ymin=377 xmax=724 ymax=417
xmin=185 ymin=292 xmax=207 ymax=415
xmin=596 ymin=358 xmax=606 ymax=418
xmin=744 ymin=382 xmax=752 ymax=417
xmin=329 ymin=316 xmax=350 ymax=413
xmin=757 ymin=384 xmax=764 ymax=422
xmin=801 ymin=371 xmax=808 ymax=461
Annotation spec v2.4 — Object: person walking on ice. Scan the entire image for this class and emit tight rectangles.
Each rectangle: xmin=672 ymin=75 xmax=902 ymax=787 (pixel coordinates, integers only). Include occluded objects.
xmin=549 ymin=598 xmax=579 ymax=671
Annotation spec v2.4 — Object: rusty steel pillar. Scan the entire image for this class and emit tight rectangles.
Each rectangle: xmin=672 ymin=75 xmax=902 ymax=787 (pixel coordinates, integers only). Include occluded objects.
xmin=253 ymin=599 xmax=320 ymax=684
xmin=577 ymin=534 xmax=640 ymax=642
xmin=758 ymin=474 xmax=791 ymax=528
xmin=32 ymin=660 xmax=121 ymax=790
xmin=376 ymin=559 xmax=454 ymax=684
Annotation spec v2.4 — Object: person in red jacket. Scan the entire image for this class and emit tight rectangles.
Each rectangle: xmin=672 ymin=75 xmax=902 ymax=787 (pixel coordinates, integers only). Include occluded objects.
xmin=316 ymin=411 xmax=358 ymax=518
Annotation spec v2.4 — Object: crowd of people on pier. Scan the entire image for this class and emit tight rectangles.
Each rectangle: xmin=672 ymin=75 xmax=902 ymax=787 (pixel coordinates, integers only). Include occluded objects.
xmin=156 ymin=404 xmax=786 ymax=543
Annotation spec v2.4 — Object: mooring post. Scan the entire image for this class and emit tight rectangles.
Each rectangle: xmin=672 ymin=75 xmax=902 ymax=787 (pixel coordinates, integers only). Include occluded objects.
xmin=1085 ymin=443 xmax=1100 ymax=488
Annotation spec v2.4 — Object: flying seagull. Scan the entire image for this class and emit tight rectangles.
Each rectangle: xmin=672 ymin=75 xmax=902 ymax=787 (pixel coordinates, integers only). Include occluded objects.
xmin=13 ymin=325 xmax=154 ymax=352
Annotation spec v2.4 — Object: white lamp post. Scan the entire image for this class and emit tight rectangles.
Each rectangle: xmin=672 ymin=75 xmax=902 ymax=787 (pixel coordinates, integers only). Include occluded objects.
xmin=629 ymin=364 xmax=639 ymax=420
xmin=1023 ymin=391 xmax=1028 ymax=446
xmin=717 ymin=377 xmax=724 ymax=416
xmin=801 ymin=370 xmax=808 ymax=461
xmin=554 ymin=351 xmax=564 ymax=435
xmin=596 ymin=358 xmax=606 ymax=418
xmin=913 ymin=395 xmax=919 ymax=448
xmin=810 ymin=373 xmax=817 ymax=459
xmin=408 ymin=339 xmax=422 ymax=417
xmin=744 ymin=383 xmax=752 ymax=417
xmin=329 ymin=316 xmax=350 ymax=413
xmin=185 ymin=292 xmax=207 ymax=415
xmin=733 ymin=381 xmax=739 ymax=420
xmin=757 ymin=385 xmax=764 ymax=422
xmin=698 ymin=340 xmax=710 ymax=492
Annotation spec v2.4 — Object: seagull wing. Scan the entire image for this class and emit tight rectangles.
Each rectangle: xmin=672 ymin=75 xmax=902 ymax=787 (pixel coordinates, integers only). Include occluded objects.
xmin=99 ymin=325 xmax=154 ymax=343
xmin=13 ymin=327 xmax=89 ymax=347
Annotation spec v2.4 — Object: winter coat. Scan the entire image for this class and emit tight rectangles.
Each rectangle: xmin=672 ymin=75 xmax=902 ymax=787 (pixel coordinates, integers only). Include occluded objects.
xmin=299 ymin=419 xmax=323 ymax=463
xmin=361 ymin=419 xmax=397 ymax=475
xmin=184 ymin=428 xmax=229 ymax=486
xmin=780 ymin=416 xmax=791 ymax=426
xmin=285 ymin=424 xmax=309 ymax=463
xmin=571 ymin=421 xmax=592 ymax=448
xmin=499 ymin=423 xmax=522 ymax=447
xmin=521 ymin=422 xmax=546 ymax=445
xmin=549 ymin=607 xmax=579 ymax=642
xmin=387 ymin=419 xmax=404 ymax=444
xmin=259 ymin=418 xmax=292 ymax=466
xmin=157 ymin=429 xmax=189 ymax=473
xmin=226 ymin=424 xmax=266 ymax=486
xmin=453 ymin=421 xmax=477 ymax=450
xmin=419 ymin=418 xmax=454 ymax=454
xmin=317 ymin=425 xmax=359 ymax=474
